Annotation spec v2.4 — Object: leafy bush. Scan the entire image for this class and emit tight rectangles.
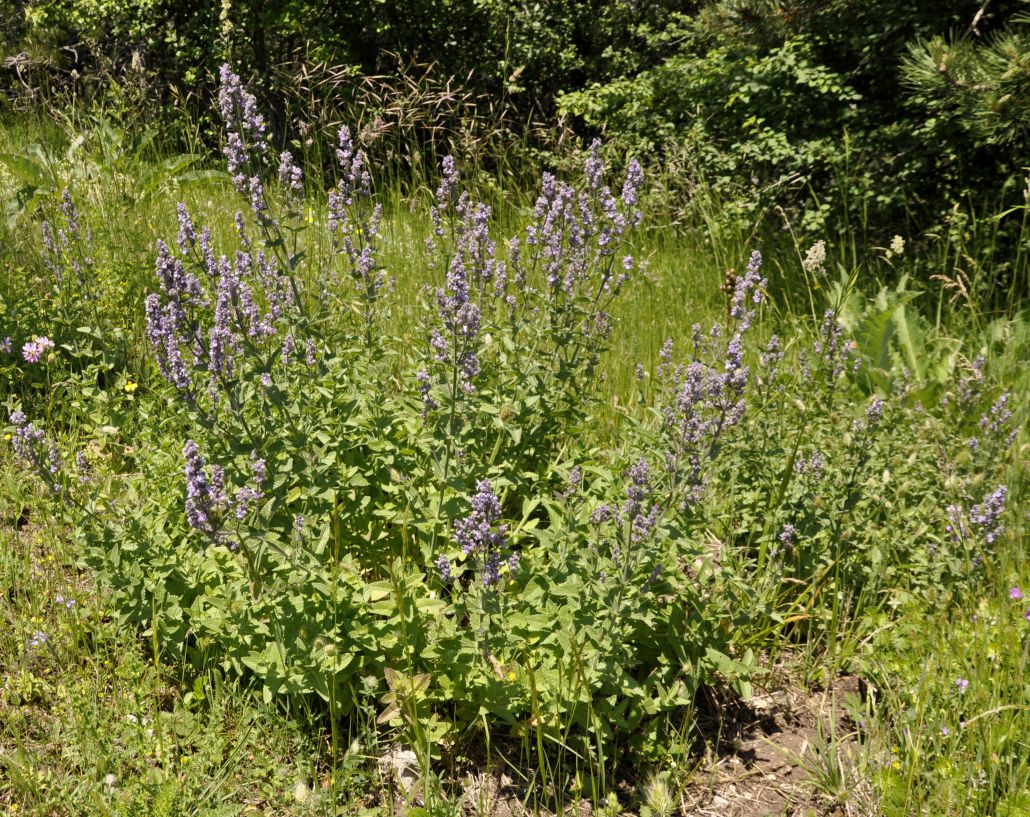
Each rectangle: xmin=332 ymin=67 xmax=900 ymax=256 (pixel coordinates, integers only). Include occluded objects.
xmin=13 ymin=0 xmax=687 ymax=112
xmin=5 ymin=68 xmax=1024 ymax=781
xmin=559 ymin=0 xmax=1030 ymax=270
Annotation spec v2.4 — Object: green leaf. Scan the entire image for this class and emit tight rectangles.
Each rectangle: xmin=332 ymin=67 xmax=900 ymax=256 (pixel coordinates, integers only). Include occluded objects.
xmin=0 ymin=152 xmax=53 ymax=188
xmin=178 ymin=169 xmax=229 ymax=183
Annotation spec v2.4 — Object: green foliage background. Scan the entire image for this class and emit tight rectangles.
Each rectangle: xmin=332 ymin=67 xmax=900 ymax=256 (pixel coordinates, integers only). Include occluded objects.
xmin=6 ymin=0 xmax=1029 ymax=260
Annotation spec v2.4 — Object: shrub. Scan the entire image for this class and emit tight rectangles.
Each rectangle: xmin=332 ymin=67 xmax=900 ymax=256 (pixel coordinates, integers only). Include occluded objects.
xmin=558 ymin=0 xmax=1030 ymax=276
xmin=5 ymin=67 xmax=1023 ymax=779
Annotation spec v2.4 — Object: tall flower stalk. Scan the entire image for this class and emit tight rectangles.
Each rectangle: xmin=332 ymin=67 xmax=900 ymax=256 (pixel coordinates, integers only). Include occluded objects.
xmin=327 ymin=126 xmax=388 ymax=350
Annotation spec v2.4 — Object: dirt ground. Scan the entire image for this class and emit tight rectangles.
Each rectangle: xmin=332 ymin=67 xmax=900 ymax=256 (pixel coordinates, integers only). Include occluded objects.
xmin=675 ymin=674 xmax=870 ymax=817
xmin=380 ymin=674 xmax=876 ymax=817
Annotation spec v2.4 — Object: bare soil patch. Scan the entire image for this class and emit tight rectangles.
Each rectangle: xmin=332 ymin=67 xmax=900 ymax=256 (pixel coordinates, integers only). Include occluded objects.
xmin=378 ymin=674 xmax=873 ymax=817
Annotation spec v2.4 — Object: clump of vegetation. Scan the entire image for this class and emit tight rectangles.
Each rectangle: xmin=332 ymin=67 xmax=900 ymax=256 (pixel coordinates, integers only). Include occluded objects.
xmin=1 ymin=65 xmax=1025 ymax=816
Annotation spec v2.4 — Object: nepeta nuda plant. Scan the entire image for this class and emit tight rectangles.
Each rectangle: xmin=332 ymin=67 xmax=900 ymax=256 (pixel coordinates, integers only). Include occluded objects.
xmin=588 ymin=458 xmax=664 ymax=596
xmin=40 ymin=191 xmax=100 ymax=331
xmin=415 ymin=157 xmax=500 ymax=527
xmin=442 ymin=478 xmax=517 ymax=589
xmin=142 ymin=67 xmax=333 ymax=575
xmin=518 ymin=139 xmax=644 ymax=391
xmin=109 ymin=66 xmax=422 ymax=705
xmin=651 ymin=250 xmax=767 ymax=518
xmin=799 ymin=308 xmax=860 ymax=412
xmin=970 ymin=485 xmax=1007 ymax=546
xmin=945 ymin=483 xmax=1009 ymax=578
xmin=145 ymin=215 xmax=298 ymax=413
xmin=416 ymin=143 xmax=645 ymax=498
xmin=219 ymin=64 xmax=271 ymax=224
xmin=216 ymin=65 xmax=314 ymax=312
xmin=145 ymin=72 xmax=335 ymax=421
xmin=19 ymin=61 xmax=1018 ymax=755
xmin=327 ymin=126 xmax=388 ymax=348
xmin=8 ymin=409 xmax=62 ymax=493
xmin=423 ymin=156 xmax=493 ymax=406
xmin=7 ymin=190 xmax=104 ymax=379
xmin=938 ymin=365 xmax=1020 ymax=576
xmin=969 ymin=391 xmax=1017 ymax=461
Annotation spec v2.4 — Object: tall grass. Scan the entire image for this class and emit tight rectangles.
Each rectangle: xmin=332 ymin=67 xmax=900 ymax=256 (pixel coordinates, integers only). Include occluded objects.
xmin=0 ymin=112 xmax=739 ymax=406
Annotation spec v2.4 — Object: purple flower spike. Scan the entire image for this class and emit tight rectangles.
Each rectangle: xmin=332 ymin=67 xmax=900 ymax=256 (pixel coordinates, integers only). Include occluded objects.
xmin=218 ymin=65 xmax=272 ymax=220
xmin=436 ymin=555 xmax=453 ymax=584
xmin=183 ymin=440 xmax=217 ymax=533
xmin=10 ymin=410 xmax=62 ymax=486
xmin=278 ymin=151 xmax=303 ymax=195
xmin=622 ymin=158 xmax=644 ymax=215
xmin=585 ymin=139 xmax=604 ymax=191
xmin=176 ymin=203 xmax=197 ymax=252
xmin=453 ymin=479 xmax=511 ymax=588
xmin=970 ymin=485 xmax=1007 ymax=545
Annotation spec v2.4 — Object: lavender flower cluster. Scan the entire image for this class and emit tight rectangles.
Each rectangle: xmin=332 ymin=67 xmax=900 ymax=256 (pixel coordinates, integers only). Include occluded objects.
xmin=41 ymin=190 xmax=95 ymax=298
xmin=807 ymin=309 xmax=860 ymax=387
xmin=184 ymin=440 xmax=220 ymax=532
xmin=946 ymin=485 xmax=1008 ymax=547
xmin=526 ymin=140 xmax=642 ymax=300
xmin=218 ymin=64 xmax=271 ymax=220
xmin=793 ymin=449 xmax=827 ymax=482
xmin=970 ymin=485 xmax=1007 ymax=546
xmin=183 ymin=440 xmax=267 ymax=535
xmin=945 ymin=503 xmax=969 ymax=544
xmin=949 ymin=354 xmax=985 ymax=408
xmin=658 ymin=251 xmax=767 ymax=505
xmin=418 ymin=141 xmax=646 ymax=418
xmin=146 ymin=204 xmax=296 ymax=403
xmin=969 ymin=391 xmax=1018 ymax=455
xmin=234 ymin=453 xmax=267 ymax=519
xmin=327 ymin=126 xmax=387 ymax=332
xmin=9 ymin=409 xmax=62 ymax=489
xmin=422 ymin=158 xmax=492 ymax=401
xmin=591 ymin=458 xmax=661 ymax=551
xmin=439 ymin=479 xmax=517 ymax=587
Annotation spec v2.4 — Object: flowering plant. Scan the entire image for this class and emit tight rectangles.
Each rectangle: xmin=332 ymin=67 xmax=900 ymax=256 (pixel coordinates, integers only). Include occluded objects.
xmin=5 ymin=67 xmax=1021 ymax=768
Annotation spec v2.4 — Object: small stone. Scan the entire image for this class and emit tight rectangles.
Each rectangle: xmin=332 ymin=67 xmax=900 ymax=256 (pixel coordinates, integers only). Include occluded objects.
xmin=379 ymin=746 xmax=420 ymax=794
